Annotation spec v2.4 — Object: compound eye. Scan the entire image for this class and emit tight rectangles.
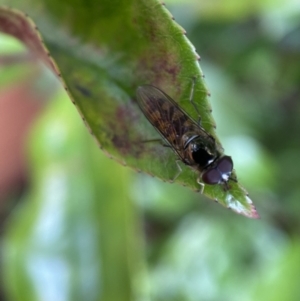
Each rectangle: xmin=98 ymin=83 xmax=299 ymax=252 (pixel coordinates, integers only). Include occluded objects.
xmin=217 ymin=156 xmax=233 ymax=174
xmin=202 ymin=168 xmax=221 ymax=185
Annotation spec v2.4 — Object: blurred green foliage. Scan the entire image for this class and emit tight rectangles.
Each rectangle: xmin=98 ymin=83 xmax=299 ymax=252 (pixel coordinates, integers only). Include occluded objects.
xmin=2 ymin=86 xmax=145 ymax=301
xmin=1 ymin=0 xmax=300 ymax=301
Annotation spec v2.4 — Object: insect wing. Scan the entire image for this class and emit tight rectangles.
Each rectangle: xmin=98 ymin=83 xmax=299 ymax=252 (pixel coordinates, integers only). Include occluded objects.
xmin=136 ymin=85 xmax=182 ymax=149
xmin=136 ymin=85 xmax=200 ymax=156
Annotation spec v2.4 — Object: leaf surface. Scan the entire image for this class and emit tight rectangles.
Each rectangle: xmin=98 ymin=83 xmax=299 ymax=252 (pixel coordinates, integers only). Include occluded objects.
xmin=0 ymin=0 xmax=258 ymax=217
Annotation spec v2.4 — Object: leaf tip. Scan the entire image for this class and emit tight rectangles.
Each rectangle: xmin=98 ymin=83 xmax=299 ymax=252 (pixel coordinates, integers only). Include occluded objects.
xmin=244 ymin=195 xmax=260 ymax=219
xmin=238 ymin=203 xmax=259 ymax=219
xmin=225 ymin=193 xmax=259 ymax=219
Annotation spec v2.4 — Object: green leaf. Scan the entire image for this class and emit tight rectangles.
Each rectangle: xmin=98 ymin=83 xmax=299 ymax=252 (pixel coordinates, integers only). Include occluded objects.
xmin=0 ymin=1 xmax=258 ymax=218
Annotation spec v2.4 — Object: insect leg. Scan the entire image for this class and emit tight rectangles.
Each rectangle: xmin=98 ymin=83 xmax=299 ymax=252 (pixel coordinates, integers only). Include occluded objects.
xmin=171 ymin=159 xmax=183 ymax=182
xmin=141 ymin=138 xmax=163 ymax=143
xmin=141 ymin=138 xmax=171 ymax=148
xmin=189 ymin=76 xmax=202 ymax=125
xmin=196 ymin=177 xmax=205 ymax=194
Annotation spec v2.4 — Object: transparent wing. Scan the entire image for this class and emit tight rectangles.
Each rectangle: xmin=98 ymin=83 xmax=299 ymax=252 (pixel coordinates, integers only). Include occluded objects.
xmin=137 ymin=85 xmax=183 ymax=144
xmin=136 ymin=85 xmax=204 ymax=160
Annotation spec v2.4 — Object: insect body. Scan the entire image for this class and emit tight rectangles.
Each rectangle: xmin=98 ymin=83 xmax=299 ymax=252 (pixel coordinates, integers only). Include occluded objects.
xmin=136 ymin=85 xmax=234 ymax=189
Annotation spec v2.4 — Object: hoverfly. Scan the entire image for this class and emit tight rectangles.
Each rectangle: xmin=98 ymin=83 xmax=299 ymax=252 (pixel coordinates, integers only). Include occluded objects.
xmin=136 ymin=84 xmax=234 ymax=191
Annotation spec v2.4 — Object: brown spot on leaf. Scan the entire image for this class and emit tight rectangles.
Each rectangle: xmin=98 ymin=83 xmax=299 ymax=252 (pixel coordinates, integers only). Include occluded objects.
xmin=110 ymin=104 xmax=145 ymax=157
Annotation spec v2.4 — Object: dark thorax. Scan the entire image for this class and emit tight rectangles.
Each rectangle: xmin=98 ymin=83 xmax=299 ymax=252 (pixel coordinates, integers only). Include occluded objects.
xmin=181 ymin=133 xmax=220 ymax=169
